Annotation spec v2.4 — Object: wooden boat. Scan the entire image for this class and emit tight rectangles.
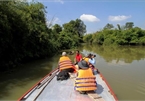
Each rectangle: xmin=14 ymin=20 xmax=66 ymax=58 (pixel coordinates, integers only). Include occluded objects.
xmin=18 ymin=66 xmax=118 ymax=101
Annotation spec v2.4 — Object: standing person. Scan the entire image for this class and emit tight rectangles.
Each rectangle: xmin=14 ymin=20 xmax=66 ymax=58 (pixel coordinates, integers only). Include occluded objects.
xmin=74 ymin=50 xmax=82 ymax=65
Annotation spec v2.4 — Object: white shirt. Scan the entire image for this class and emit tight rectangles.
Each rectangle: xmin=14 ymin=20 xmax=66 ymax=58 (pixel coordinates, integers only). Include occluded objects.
xmin=89 ymin=58 xmax=96 ymax=66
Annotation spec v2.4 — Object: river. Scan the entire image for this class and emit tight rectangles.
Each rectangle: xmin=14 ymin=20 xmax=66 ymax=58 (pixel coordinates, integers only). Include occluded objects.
xmin=0 ymin=44 xmax=145 ymax=100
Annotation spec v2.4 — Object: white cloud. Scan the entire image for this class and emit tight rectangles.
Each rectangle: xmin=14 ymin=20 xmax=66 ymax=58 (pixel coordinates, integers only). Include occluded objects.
xmin=108 ymin=15 xmax=131 ymax=22
xmin=80 ymin=14 xmax=100 ymax=22
xmin=54 ymin=0 xmax=64 ymax=4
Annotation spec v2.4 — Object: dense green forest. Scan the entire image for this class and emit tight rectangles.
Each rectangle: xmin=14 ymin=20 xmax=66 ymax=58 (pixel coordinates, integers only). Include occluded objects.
xmin=0 ymin=1 xmax=86 ymax=71
xmin=83 ymin=23 xmax=145 ymax=45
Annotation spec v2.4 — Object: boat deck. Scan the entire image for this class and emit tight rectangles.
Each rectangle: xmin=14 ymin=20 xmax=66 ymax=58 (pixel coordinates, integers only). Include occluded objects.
xmin=24 ymin=71 xmax=115 ymax=101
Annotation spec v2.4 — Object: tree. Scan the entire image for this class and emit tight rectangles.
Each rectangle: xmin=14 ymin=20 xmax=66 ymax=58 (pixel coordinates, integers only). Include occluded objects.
xmin=0 ymin=0 xmax=85 ymax=71
xmin=104 ymin=23 xmax=114 ymax=29
xmin=75 ymin=19 xmax=86 ymax=37
xmin=63 ymin=19 xmax=86 ymax=38
xmin=117 ymin=24 xmax=121 ymax=30
xmin=51 ymin=24 xmax=62 ymax=39
xmin=0 ymin=1 xmax=80 ymax=70
xmin=52 ymin=24 xmax=62 ymax=34
xmin=125 ymin=22 xmax=134 ymax=29
xmin=120 ymin=25 xmax=126 ymax=30
xmin=83 ymin=24 xmax=145 ymax=46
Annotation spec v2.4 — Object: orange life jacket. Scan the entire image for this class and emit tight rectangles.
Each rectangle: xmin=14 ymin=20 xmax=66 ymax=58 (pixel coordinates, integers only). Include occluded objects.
xmin=83 ymin=57 xmax=89 ymax=63
xmin=83 ymin=57 xmax=94 ymax=69
xmin=59 ymin=56 xmax=76 ymax=71
xmin=75 ymin=68 xmax=97 ymax=91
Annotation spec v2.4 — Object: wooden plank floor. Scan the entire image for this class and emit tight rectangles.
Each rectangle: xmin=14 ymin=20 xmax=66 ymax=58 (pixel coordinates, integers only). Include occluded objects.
xmin=29 ymin=72 xmax=116 ymax=101
xmin=36 ymin=76 xmax=92 ymax=101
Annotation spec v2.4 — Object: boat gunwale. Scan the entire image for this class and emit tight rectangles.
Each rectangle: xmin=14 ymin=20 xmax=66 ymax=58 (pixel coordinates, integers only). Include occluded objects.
xmin=17 ymin=68 xmax=118 ymax=101
xmin=98 ymin=70 xmax=118 ymax=101
xmin=17 ymin=68 xmax=59 ymax=101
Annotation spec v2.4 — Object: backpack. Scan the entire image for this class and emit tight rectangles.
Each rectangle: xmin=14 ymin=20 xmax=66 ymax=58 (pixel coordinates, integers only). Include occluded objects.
xmin=56 ymin=70 xmax=70 ymax=81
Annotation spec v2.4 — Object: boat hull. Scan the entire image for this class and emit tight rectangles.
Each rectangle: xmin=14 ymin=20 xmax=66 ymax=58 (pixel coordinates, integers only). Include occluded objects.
xmin=18 ymin=68 xmax=118 ymax=101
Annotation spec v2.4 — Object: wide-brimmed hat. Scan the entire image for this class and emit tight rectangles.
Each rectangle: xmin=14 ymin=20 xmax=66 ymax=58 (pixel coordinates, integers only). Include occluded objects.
xmin=78 ymin=60 xmax=89 ymax=69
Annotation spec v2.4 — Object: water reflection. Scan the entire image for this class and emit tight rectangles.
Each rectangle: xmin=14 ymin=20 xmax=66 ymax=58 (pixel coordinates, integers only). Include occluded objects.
xmin=0 ymin=55 xmax=60 ymax=100
xmin=81 ymin=44 xmax=145 ymax=100
xmin=107 ymin=60 xmax=130 ymax=66
xmin=82 ymin=44 xmax=145 ymax=64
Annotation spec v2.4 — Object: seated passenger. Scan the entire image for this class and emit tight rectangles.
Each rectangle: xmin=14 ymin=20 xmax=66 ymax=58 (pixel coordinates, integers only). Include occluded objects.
xmin=88 ymin=54 xmax=99 ymax=74
xmin=83 ymin=53 xmax=94 ymax=69
xmin=58 ymin=52 xmax=76 ymax=73
xmin=75 ymin=60 xmax=97 ymax=94
xmin=89 ymin=54 xmax=96 ymax=67
xmin=82 ymin=53 xmax=91 ymax=63
xmin=89 ymin=54 xmax=96 ymax=69
xmin=74 ymin=50 xmax=82 ymax=65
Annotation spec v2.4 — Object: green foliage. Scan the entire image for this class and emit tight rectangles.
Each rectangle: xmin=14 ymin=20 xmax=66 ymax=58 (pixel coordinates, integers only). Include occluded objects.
xmin=125 ymin=22 xmax=134 ymax=29
xmin=83 ymin=23 xmax=145 ymax=46
xmin=104 ymin=23 xmax=114 ymax=29
xmin=62 ymin=19 xmax=86 ymax=38
xmin=83 ymin=34 xmax=93 ymax=43
xmin=0 ymin=1 xmax=86 ymax=70
xmin=117 ymin=24 xmax=121 ymax=30
xmin=139 ymin=36 xmax=145 ymax=45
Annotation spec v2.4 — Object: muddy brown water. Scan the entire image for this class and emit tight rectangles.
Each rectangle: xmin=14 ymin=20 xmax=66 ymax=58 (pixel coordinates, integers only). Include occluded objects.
xmin=0 ymin=44 xmax=145 ymax=100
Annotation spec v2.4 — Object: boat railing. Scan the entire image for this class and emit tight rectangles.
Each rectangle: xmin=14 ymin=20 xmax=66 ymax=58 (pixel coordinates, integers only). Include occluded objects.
xmin=17 ymin=68 xmax=59 ymax=101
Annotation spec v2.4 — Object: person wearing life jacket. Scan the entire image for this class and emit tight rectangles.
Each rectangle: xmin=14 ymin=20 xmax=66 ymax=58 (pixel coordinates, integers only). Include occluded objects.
xmin=88 ymin=54 xmax=99 ymax=74
xmin=82 ymin=53 xmax=91 ymax=63
xmin=82 ymin=53 xmax=94 ymax=69
xmin=75 ymin=60 xmax=97 ymax=94
xmin=58 ymin=52 xmax=76 ymax=73
xmin=88 ymin=54 xmax=96 ymax=69
xmin=89 ymin=54 xmax=96 ymax=67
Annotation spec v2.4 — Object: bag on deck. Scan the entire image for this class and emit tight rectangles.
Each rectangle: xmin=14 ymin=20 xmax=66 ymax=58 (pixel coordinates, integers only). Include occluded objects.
xmin=56 ymin=70 xmax=70 ymax=81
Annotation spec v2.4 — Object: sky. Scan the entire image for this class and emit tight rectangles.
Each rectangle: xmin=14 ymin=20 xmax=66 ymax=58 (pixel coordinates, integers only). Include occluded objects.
xmin=33 ymin=0 xmax=145 ymax=33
